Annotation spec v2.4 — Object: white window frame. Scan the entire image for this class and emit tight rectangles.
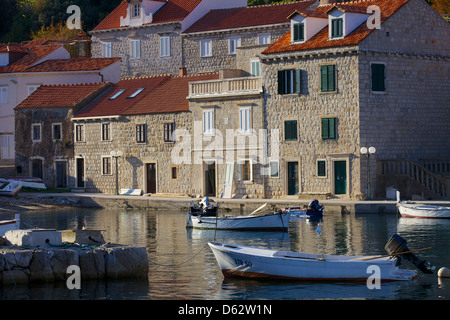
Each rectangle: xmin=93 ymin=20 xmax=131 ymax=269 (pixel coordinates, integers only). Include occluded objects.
xmin=203 ymin=109 xmax=214 ymax=135
xmin=75 ymin=124 xmax=85 ymax=142
xmin=1 ymin=134 xmax=14 ymax=160
xmin=52 ymin=123 xmax=62 ymax=141
xmin=31 ymin=123 xmax=42 ymax=142
xmin=102 ymin=42 xmax=112 ymax=58
xmin=229 ymin=37 xmax=241 ymax=55
xmin=0 ymin=86 xmax=8 ymax=104
xmin=160 ymin=36 xmax=171 ymax=57
xmin=237 ymin=159 xmax=253 ymax=182
xmin=239 ymin=107 xmax=251 ymax=133
xmin=258 ymin=34 xmax=271 ymax=45
xmin=101 ymin=122 xmax=111 ymax=141
xmin=130 ymin=39 xmax=141 ymax=60
xmin=250 ymin=59 xmax=261 ymax=77
xmin=101 ymin=156 xmax=112 ymax=175
xmin=132 ymin=4 xmax=141 ymax=18
xmin=27 ymin=85 xmax=40 ymax=96
xmin=269 ymin=160 xmax=279 ymax=178
xmin=200 ymin=40 xmax=212 ymax=57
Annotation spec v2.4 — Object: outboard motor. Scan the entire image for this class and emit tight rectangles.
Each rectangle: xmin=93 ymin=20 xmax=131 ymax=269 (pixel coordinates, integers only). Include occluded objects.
xmin=385 ymin=234 xmax=433 ymax=274
xmin=308 ymin=199 xmax=322 ymax=212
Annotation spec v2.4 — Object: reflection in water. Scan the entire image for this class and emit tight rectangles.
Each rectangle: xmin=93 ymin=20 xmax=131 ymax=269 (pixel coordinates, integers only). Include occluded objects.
xmin=0 ymin=209 xmax=450 ymax=300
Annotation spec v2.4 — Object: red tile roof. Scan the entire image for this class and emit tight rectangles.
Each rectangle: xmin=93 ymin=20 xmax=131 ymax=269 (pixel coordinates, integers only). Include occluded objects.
xmin=74 ymin=75 xmax=171 ymax=118
xmin=124 ymin=73 xmax=219 ymax=115
xmin=0 ymin=44 xmax=62 ymax=74
xmin=26 ymin=58 xmax=121 ymax=73
xmin=92 ymin=0 xmax=203 ymax=32
xmin=184 ymin=1 xmax=315 ymax=34
xmin=262 ymin=0 xmax=409 ymax=54
xmin=14 ymin=83 xmax=110 ymax=110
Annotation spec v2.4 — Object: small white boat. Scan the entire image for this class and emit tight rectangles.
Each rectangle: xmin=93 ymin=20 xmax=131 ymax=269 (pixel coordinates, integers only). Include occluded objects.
xmin=8 ymin=176 xmax=46 ymax=190
xmin=186 ymin=211 xmax=290 ymax=231
xmin=208 ymin=241 xmax=417 ymax=281
xmin=0 ymin=214 xmax=20 ymax=236
xmin=0 ymin=179 xmax=22 ymax=197
xmin=397 ymin=202 xmax=450 ymax=219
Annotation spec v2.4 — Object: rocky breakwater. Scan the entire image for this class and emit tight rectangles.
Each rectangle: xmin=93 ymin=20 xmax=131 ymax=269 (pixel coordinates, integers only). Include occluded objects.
xmin=0 ymin=229 xmax=148 ymax=285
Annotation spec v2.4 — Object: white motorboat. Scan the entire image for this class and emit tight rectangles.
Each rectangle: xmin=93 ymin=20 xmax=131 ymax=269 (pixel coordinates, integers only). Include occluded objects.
xmin=186 ymin=211 xmax=290 ymax=231
xmin=208 ymin=234 xmax=433 ymax=281
xmin=397 ymin=202 xmax=450 ymax=219
xmin=0 ymin=179 xmax=22 ymax=197
xmin=0 ymin=214 xmax=20 ymax=236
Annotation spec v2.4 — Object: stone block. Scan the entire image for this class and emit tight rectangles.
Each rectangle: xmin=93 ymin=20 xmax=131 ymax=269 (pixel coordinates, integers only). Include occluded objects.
xmin=5 ymin=229 xmax=62 ymax=248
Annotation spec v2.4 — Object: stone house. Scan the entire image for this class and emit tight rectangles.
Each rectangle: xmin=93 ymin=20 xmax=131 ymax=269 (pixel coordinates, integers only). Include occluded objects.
xmin=0 ymin=38 xmax=120 ymax=175
xmin=71 ymin=72 xmax=219 ymax=194
xmin=90 ymin=0 xmax=247 ymax=78
xmin=14 ymin=82 xmax=112 ymax=189
xmin=259 ymin=0 xmax=450 ymax=199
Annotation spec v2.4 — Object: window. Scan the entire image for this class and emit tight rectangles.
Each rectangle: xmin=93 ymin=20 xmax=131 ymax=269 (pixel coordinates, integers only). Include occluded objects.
xmin=238 ymin=160 xmax=252 ymax=181
xmin=317 ymin=160 xmax=327 ymax=177
xmin=102 ymin=123 xmax=111 ymax=141
xmin=160 ymin=36 xmax=171 ymax=57
xmin=128 ymin=88 xmax=144 ymax=98
xmin=102 ymin=42 xmax=112 ymax=58
xmin=27 ymin=85 xmax=40 ymax=96
xmin=164 ymin=122 xmax=175 ymax=142
xmin=293 ymin=23 xmax=304 ymax=42
xmin=320 ymin=65 xmax=336 ymax=92
xmin=136 ymin=124 xmax=146 ymax=143
xmin=1 ymin=135 xmax=14 ymax=160
xmin=284 ymin=120 xmax=297 ymax=141
xmin=52 ymin=123 xmax=62 ymax=141
xmin=170 ymin=166 xmax=178 ymax=180
xmin=200 ymin=40 xmax=212 ymax=57
xmin=130 ymin=39 xmax=141 ymax=59
xmin=32 ymin=123 xmax=41 ymax=142
xmin=203 ymin=110 xmax=214 ymax=135
xmin=0 ymin=53 xmax=8 ymax=66
xmin=331 ymin=18 xmax=343 ymax=38
xmin=251 ymin=60 xmax=261 ymax=77
xmin=102 ymin=156 xmax=112 ymax=175
xmin=110 ymin=89 xmax=125 ymax=100
xmin=239 ymin=107 xmax=251 ymax=133
xmin=259 ymin=34 xmax=271 ymax=45
xmin=278 ymin=69 xmax=301 ymax=94
xmin=270 ymin=161 xmax=279 ymax=178
xmin=132 ymin=4 xmax=140 ymax=18
xmin=75 ymin=124 xmax=85 ymax=142
xmin=321 ymin=118 xmax=336 ymax=140
xmin=371 ymin=63 xmax=385 ymax=92
xmin=0 ymin=86 xmax=7 ymax=103
xmin=229 ymin=37 xmax=241 ymax=55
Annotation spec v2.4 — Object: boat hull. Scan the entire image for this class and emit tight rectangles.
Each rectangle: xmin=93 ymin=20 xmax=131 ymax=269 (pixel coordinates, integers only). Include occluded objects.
xmin=208 ymin=242 xmax=417 ymax=281
xmin=398 ymin=203 xmax=450 ymax=219
xmin=0 ymin=179 xmax=22 ymax=197
xmin=186 ymin=212 xmax=290 ymax=231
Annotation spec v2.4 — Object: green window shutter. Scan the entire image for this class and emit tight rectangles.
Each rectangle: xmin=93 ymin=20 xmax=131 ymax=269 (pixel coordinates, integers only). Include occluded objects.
xmin=328 ymin=65 xmax=335 ymax=92
xmin=285 ymin=120 xmax=297 ymax=140
xmin=321 ymin=118 xmax=329 ymax=139
xmin=295 ymin=69 xmax=301 ymax=93
xmin=320 ymin=66 xmax=328 ymax=92
xmin=371 ymin=64 xmax=385 ymax=91
xmin=321 ymin=118 xmax=336 ymax=140
xmin=317 ymin=160 xmax=326 ymax=177
xmin=278 ymin=70 xmax=285 ymax=94
xmin=294 ymin=23 xmax=304 ymax=42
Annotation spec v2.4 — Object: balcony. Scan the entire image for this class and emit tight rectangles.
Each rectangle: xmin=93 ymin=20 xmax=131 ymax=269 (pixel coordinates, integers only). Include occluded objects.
xmin=188 ymin=77 xmax=263 ymax=100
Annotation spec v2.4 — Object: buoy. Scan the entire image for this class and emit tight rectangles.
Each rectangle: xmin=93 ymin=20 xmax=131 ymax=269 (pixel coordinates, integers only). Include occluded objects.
xmin=438 ymin=267 xmax=450 ymax=278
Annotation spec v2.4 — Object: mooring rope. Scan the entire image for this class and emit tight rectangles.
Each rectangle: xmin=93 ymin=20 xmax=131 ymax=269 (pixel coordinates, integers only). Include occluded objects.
xmin=147 ymin=243 xmax=209 ymax=267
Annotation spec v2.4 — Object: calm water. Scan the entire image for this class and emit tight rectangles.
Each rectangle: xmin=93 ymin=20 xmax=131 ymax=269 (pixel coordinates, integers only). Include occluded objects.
xmin=1 ymin=207 xmax=450 ymax=300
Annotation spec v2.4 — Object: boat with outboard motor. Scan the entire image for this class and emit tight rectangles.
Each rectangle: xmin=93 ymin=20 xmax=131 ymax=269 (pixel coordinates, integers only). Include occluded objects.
xmin=282 ymin=199 xmax=324 ymax=220
xmin=189 ymin=197 xmax=218 ymax=216
xmin=208 ymin=234 xmax=433 ymax=281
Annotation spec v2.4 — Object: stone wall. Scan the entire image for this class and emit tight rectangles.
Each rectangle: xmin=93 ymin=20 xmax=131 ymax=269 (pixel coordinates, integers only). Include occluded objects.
xmin=91 ymin=23 xmax=183 ymax=78
xmin=73 ymin=111 xmax=192 ymax=194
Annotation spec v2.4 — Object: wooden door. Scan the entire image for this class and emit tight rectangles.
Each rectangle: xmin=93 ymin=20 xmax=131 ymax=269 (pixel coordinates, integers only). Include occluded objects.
xmin=334 ymin=161 xmax=347 ymax=195
xmin=287 ymin=162 xmax=299 ymax=195
xmin=146 ymin=163 xmax=156 ymax=193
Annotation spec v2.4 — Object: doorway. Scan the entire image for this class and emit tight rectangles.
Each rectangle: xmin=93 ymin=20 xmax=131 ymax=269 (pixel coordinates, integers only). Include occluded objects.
xmin=76 ymin=158 xmax=84 ymax=188
xmin=204 ymin=162 xmax=216 ymax=196
xmin=334 ymin=160 xmax=347 ymax=195
xmin=146 ymin=163 xmax=157 ymax=193
xmin=55 ymin=161 xmax=67 ymax=188
xmin=287 ymin=161 xmax=299 ymax=195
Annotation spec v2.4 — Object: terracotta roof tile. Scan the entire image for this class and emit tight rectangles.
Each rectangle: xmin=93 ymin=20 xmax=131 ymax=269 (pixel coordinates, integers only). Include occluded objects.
xmin=26 ymin=58 xmax=121 ymax=73
xmin=184 ymin=1 xmax=315 ymax=34
xmin=124 ymin=73 xmax=219 ymax=115
xmin=14 ymin=83 xmax=110 ymax=110
xmin=74 ymin=75 xmax=171 ymax=118
xmin=0 ymin=44 xmax=62 ymax=74
xmin=262 ymin=0 xmax=409 ymax=54
xmin=92 ymin=0 xmax=128 ymax=31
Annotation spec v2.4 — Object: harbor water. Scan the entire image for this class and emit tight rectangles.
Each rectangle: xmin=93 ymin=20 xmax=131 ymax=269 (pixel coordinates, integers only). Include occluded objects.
xmin=1 ymin=207 xmax=450 ymax=300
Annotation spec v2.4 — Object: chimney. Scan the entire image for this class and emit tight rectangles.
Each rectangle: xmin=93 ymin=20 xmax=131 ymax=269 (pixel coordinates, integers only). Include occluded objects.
xmin=179 ymin=67 xmax=187 ymax=76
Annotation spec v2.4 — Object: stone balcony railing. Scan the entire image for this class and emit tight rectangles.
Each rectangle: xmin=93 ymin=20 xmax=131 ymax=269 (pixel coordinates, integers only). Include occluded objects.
xmin=188 ymin=77 xmax=263 ymax=99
